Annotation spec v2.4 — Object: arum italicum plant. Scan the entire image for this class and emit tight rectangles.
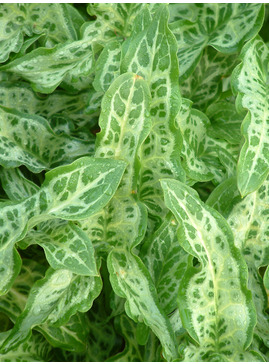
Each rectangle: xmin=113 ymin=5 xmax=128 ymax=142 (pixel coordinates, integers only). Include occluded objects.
xmin=0 ymin=2 xmax=269 ymax=362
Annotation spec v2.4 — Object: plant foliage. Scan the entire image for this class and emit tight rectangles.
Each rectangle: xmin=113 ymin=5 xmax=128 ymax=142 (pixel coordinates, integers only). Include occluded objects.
xmin=0 ymin=3 xmax=269 ymax=362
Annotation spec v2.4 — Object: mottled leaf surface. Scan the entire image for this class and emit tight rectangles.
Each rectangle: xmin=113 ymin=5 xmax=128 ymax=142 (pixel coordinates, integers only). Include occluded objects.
xmin=0 ymin=157 xmax=126 ymax=294
xmin=232 ymin=38 xmax=269 ymax=196
xmin=0 ymin=267 xmax=102 ymax=353
xmin=161 ymin=179 xmax=256 ymax=360
xmin=0 ymin=107 xmax=94 ymax=172
xmin=108 ymin=248 xmax=177 ymax=361
xmin=170 ymin=4 xmax=264 ymax=81
xmin=121 ymin=5 xmax=184 ymax=231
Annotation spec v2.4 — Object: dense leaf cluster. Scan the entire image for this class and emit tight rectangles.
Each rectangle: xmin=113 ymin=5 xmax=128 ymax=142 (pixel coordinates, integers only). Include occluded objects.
xmin=0 ymin=3 xmax=268 ymax=362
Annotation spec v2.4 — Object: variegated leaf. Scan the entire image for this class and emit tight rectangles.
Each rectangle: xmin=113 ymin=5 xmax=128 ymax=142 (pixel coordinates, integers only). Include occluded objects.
xmin=228 ymin=175 xmax=269 ymax=346
xmin=0 ymin=107 xmax=94 ymax=172
xmin=0 ymin=331 xmax=54 ymax=361
xmin=161 ymin=178 xmax=256 ymax=360
xmin=206 ymin=177 xmax=241 ymax=218
xmin=170 ymin=4 xmax=264 ymax=81
xmin=0 ymin=259 xmax=46 ymax=322
xmin=141 ymin=213 xmax=189 ymax=314
xmin=121 ymin=4 xmax=185 ymax=232
xmin=206 ymin=101 xmax=244 ymax=145
xmin=0 ymin=267 xmax=102 ymax=353
xmin=37 ymin=312 xmax=91 ymax=353
xmin=108 ymin=314 xmax=144 ymax=361
xmin=180 ymin=47 xmax=238 ymax=110
xmin=108 ymin=248 xmax=177 ymax=361
xmin=232 ymin=38 xmax=269 ymax=196
xmin=79 ymin=72 xmax=151 ymax=250
xmin=0 ymin=4 xmax=84 ymax=63
xmin=87 ymin=3 xmax=145 ymax=38
xmin=0 ymin=168 xmax=39 ymax=201
xmin=0 ymin=157 xmax=126 ymax=294
xmin=93 ymin=39 xmax=121 ymax=93
xmin=0 ymin=81 xmax=95 ymax=129
xmin=20 ymin=220 xmax=98 ymax=276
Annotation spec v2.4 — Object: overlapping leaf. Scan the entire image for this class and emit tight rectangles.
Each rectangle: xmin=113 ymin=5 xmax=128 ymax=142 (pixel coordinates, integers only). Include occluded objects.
xmin=108 ymin=248 xmax=177 ymax=361
xmin=161 ymin=179 xmax=256 ymax=361
xmin=232 ymin=37 xmax=269 ymax=196
xmin=170 ymin=4 xmax=264 ymax=81
xmin=0 ymin=156 xmax=126 ymax=295
xmin=0 ymin=267 xmax=102 ymax=353
xmin=0 ymin=4 xmax=84 ymax=63
xmin=0 ymin=106 xmax=94 ymax=172
xmin=121 ymin=4 xmax=184 ymax=232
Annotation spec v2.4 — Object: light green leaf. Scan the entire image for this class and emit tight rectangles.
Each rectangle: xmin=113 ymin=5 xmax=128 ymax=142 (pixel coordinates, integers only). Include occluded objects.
xmin=121 ymin=5 xmax=184 ymax=232
xmin=141 ymin=213 xmax=189 ymax=314
xmin=170 ymin=4 xmax=264 ymax=81
xmin=0 ymin=267 xmax=102 ymax=353
xmin=93 ymin=39 xmax=122 ymax=93
xmin=176 ymin=99 xmax=213 ymax=182
xmin=108 ymin=248 xmax=177 ymax=361
xmin=232 ymin=38 xmax=269 ymax=196
xmin=20 ymin=220 xmax=98 ymax=276
xmin=0 ymin=157 xmax=126 ymax=295
xmin=161 ymin=178 xmax=256 ymax=360
xmin=0 ymin=107 xmax=94 ymax=172
xmin=0 ymin=168 xmax=39 ymax=201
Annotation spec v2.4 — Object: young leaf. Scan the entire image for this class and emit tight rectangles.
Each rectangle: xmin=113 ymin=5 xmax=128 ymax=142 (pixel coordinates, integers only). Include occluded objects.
xmin=161 ymin=178 xmax=256 ymax=360
xmin=232 ymin=37 xmax=269 ymax=196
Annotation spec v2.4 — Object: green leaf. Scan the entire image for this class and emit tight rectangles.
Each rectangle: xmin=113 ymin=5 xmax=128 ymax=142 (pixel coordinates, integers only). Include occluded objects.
xmin=161 ymin=178 xmax=256 ymax=360
xmin=180 ymin=47 xmax=238 ymax=110
xmin=206 ymin=177 xmax=241 ymax=218
xmin=0 ymin=267 xmax=102 ymax=353
xmin=121 ymin=4 xmax=184 ymax=231
xmin=170 ymin=4 xmax=264 ymax=81
xmin=141 ymin=213 xmax=189 ymax=314
xmin=206 ymin=101 xmax=244 ymax=145
xmin=20 ymin=220 xmax=98 ymax=276
xmin=37 ymin=312 xmax=91 ymax=353
xmin=0 ymin=106 xmax=94 ymax=172
xmin=228 ymin=175 xmax=269 ymax=346
xmin=0 ymin=259 xmax=46 ymax=322
xmin=0 ymin=4 xmax=85 ymax=63
xmin=0 ymin=157 xmax=126 ymax=295
xmin=108 ymin=248 xmax=177 ymax=361
xmin=232 ymin=38 xmax=269 ymax=196
xmin=0 ymin=168 xmax=39 ymax=201
xmin=93 ymin=39 xmax=121 ymax=93
xmin=0 ymin=331 xmax=54 ymax=361
xmin=0 ymin=81 xmax=95 ymax=129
